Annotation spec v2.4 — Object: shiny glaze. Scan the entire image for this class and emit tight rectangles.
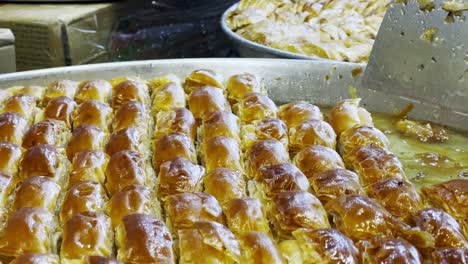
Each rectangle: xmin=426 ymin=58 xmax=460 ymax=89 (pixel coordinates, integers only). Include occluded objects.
xmin=184 ymin=69 xmax=224 ymax=93
xmin=243 ymin=117 xmax=288 ymax=150
xmin=201 ymin=136 xmax=243 ymax=172
xmin=278 ymin=101 xmax=323 ymax=129
xmin=22 ymin=119 xmax=68 ymax=149
xmin=0 ymin=141 xmax=22 ymax=174
xmin=245 ymin=139 xmax=290 ymax=179
xmin=289 ymin=119 xmax=337 ymax=152
xmin=43 ymin=96 xmax=77 ymax=127
xmin=154 ymin=108 xmax=196 ymax=141
xmin=152 ymin=82 xmax=186 ymax=113
xmin=19 ymin=144 xmax=60 ymax=180
xmin=235 ymin=92 xmax=277 ymax=124
xmin=1 ymin=94 xmax=37 ymax=119
xmin=75 ymin=80 xmax=112 ymax=103
xmin=152 ymin=133 xmax=196 ymax=170
xmin=0 ymin=112 xmax=28 ymax=145
xmin=239 ymin=231 xmax=283 ymax=264
xmin=12 ymin=176 xmax=61 ymax=212
xmin=105 ymin=150 xmax=147 ymax=195
xmin=69 ymin=150 xmax=109 ymax=187
xmin=224 ymin=197 xmax=270 ymax=235
xmin=188 ymin=86 xmax=230 ymax=120
xmin=226 ymin=73 xmax=262 ymax=102
xmin=338 ymin=125 xmax=389 ymax=156
xmin=200 ymin=111 xmax=241 ymax=142
xmin=44 ymin=80 xmax=77 ymax=104
xmin=67 ymin=124 xmax=106 ymax=160
xmin=328 ymin=99 xmax=373 ymax=135
xmin=293 ymin=145 xmax=345 ymax=181
xmin=105 ymin=127 xmax=141 ymax=157
xmin=421 ymin=179 xmax=468 ymax=219
xmin=311 ymin=168 xmax=365 ymax=205
xmin=111 ymin=80 xmax=149 ymax=110
xmin=108 ymin=185 xmax=153 ymax=228
xmin=256 ymin=163 xmax=310 ymax=197
xmin=203 ymin=168 xmax=246 ymax=205
xmin=113 ymin=101 xmax=148 ymax=132
xmin=72 ymin=100 xmax=112 ymax=130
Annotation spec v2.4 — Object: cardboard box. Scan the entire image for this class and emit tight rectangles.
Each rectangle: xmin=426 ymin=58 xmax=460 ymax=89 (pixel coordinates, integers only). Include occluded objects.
xmin=0 ymin=3 xmax=118 ymax=71
xmin=0 ymin=29 xmax=15 ymax=73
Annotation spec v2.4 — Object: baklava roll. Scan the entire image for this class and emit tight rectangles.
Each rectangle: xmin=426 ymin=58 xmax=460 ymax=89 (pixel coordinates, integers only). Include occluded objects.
xmin=0 ymin=207 xmax=58 ymax=260
xmin=154 ymin=108 xmax=196 ymax=141
xmin=151 ymin=82 xmax=186 ymax=113
xmin=75 ymin=80 xmax=112 ymax=104
xmin=411 ymin=208 xmax=468 ymax=249
xmin=226 ymin=73 xmax=264 ymax=103
xmin=67 ymin=124 xmax=107 ymax=160
xmin=188 ymin=86 xmax=230 ymax=121
xmin=72 ymin=100 xmax=112 ymax=131
xmin=278 ymin=240 xmax=303 ymax=264
xmin=148 ymin=74 xmax=180 ymax=93
xmin=293 ymin=145 xmax=345 ymax=181
xmin=245 ymin=139 xmax=290 ymax=180
xmin=157 ymin=157 xmax=204 ymax=200
xmin=111 ymin=80 xmax=150 ymax=111
xmin=22 ymin=119 xmax=70 ymax=149
xmin=10 ymin=254 xmax=60 ymax=264
xmin=40 ymin=96 xmax=77 ymax=127
xmin=358 ymin=237 xmax=421 ymax=264
xmin=68 ymin=150 xmax=109 ymax=188
xmin=0 ymin=90 xmax=12 ymax=104
xmin=432 ymin=248 xmax=468 ymax=264
xmin=178 ymin=221 xmax=240 ymax=264
xmin=184 ymin=69 xmax=224 ymax=93
xmin=85 ymin=256 xmax=123 ymax=264
xmin=18 ymin=144 xmax=69 ymax=183
xmin=199 ymin=111 xmax=241 ymax=142
xmin=344 ymin=145 xmax=406 ymax=186
xmin=234 ymin=92 xmax=277 ymax=124
xmin=113 ymin=101 xmax=151 ymax=135
xmin=366 ymin=178 xmax=423 ymax=218
xmin=108 ymin=185 xmax=157 ymax=229
xmin=11 ymin=176 xmax=61 ymax=212
xmin=115 ymin=213 xmax=174 ymax=264
xmin=105 ymin=127 xmax=147 ymax=158
xmin=421 ymin=179 xmax=468 ymax=220
xmin=337 ymin=126 xmax=389 ymax=156
xmin=199 ymin=136 xmax=243 ymax=173
xmin=0 ymin=171 xmax=14 ymax=208
xmin=105 ymin=150 xmax=152 ymax=195
xmin=328 ymin=98 xmax=373 ymax=135
xmin=43 ymin=80 xmax=78 ymax=105
xmin=6 ymin=85 xmax=45 ymax=100
xmin=0 ymin=94 xmax=38 ymax=122
xmin=0 ymin=112 xmax=29 ymax=145
xmin=241 ymin=117 xmax=288 ymax=150
xmin=165 ymin=192 xmax=224 ymax=233
xmin=224 ymin=197 xmax=270 ymax=235
xmin=152 ymin=133 xmax=197 ymax=170
xmin=269 ymin=191 xmax=329 ymax=239
xmin=238 ymin=231 xmax=283 ymax=264
xmin=289 ymin=119 xmax=336 ymax=153
xmin=292 ymin=228 xmax=359 ymax=264
xmin=0 ymin=141 xmax=22 ymax=174
xmin=278 ymin=101 xmax=323 ymax=129
xmin=203 ymin=168 xmax=246 ymax=205
xmin=310 ymin=168 xmax=365 ymax=205
xmin=60 ymin=180 xmax=107 ymax=224
xmin=61 ymin=212 xmax=113 ymax=261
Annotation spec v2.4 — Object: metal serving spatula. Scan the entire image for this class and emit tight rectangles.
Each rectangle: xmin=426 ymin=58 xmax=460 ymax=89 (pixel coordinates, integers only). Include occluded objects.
xmin=362 ymin=0 xmax=467 ymax=126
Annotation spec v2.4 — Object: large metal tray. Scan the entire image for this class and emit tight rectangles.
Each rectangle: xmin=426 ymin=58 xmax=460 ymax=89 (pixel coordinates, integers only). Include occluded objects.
xmin=0 ymin=58 xmax=466 ymax=131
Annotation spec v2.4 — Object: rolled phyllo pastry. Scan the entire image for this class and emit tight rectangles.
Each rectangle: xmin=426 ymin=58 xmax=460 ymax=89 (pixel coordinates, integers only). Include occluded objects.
xmin=75 ymin=80 xmax=112 ymax=104
xmin=72 ymin=100 xmax=112 ymax=131
xmin=68 ymin=150 xmax=109 ymax=188
xmin=203 ymin=168 xmax=246 ymax=205
xmin=40 ymin=96 xmax=77 ymax=127
xmin=0 ymin=171 xmax=14 ymax=208
xmin=234 ymin=92 xmax=277 ymax=124
xmin=199 ymin=136 xmax=243 ymax=173
xmin=105 ymin=127 xmax=147 ymax=158
xmin=151 ymin=82 xmax=186 ymax=113
xmin=184 ymin=69 xmax=224 ymax=93
xmin=241 ymin=117 xmax=288 ymax=150
xmin=223 ymin=197 xmax=270 ymax=235
xmin=0 ymin=141 xmax=22 ymax=174
xmin=43 ymin=80 xmax=78 ymax=105
xmin=278 ymin=101 xmax=323 ymax=129
xmin=152 ymin=133 xmax=197 ymax=170
xmin=67 ymin=124 xmax=107 ymax=160
xmin=113 ymin=101 xmax=151 ymax=135
xmin=10 ymin=254 xmax=60 ymax=264
xmin=199 ymin=111 xmax=240 ymax=142
xmin=11 ymin=176 xmax=61 ymax=212
xmin=0 ymin=94 xmax=38 ymax=122
xmin=358 ymin=236 xmax=421 ymax=264
xmin=337 ymin=126 xmax=389 ymax=156
xmin=421 ymin=179 xmax=468 ymax=220
xmin=288 ymin=119 xmax=336 ymax=153
xmin=0 ymin=112 xmax=29 ymax=145
xmin=293 ymin=145 xmax=344 ymax=181
xmin=22 ymin=120 xmax=70 ymax=149
xmin=111 ymin=80 xmax=150 ymax=111
xmin=238 ymin=231 xmax=283 ymax=264
xmin=226 ymin=73 xmax=264 ymax=103
xmin=188 ymin=86 xmax=230 ymax=121
xmin=328 ymin=98 xmax=373 ymax=135
xmin=154 ymin=108 xmax=196 ymax=141
xmin=19 ymin=144 xmax=69 ymax=184
xmin=245 ymin=139 xmax=290 ymax=180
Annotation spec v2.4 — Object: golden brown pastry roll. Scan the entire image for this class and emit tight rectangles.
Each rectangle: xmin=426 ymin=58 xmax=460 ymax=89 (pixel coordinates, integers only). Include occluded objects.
xmin=108 ymin=185 xmax=155 ymax=229
xmin=278 ymin=240 xmax=303 ymax=264
xmin=154 ymin=108 xmax=196 ymax=141
xmin=19 ymin=144 xmax=68 ymax=182
xmin=151 ymin=82 xmax=186 ymax=113
xmin=60 ymin=180 xmax=107 ymax=224
xmin=238 ymin=231 xmax=283 ymax=264
xmin=148 ymin=74 xmax=180 ymax=93
xmin=199 ymin=111 xmax=241 ymax=142
xmin=234 ymin=92 xmax=277 ymax=124
xmin=366 ymin=178 xmax=423 ymax=218
xmin=432 ymin=248 xmax=468 ymax=264
xmin=10 ymin=254 xmax=60 ymax=264
xmin=75 ymin=80 xmax=112 ymax=104
xmin=72 ymin=100 xmax=112 ymax=131
xmin=270 ymin=191 xmax=329 ymax=239
xmin=115 ymin=213 xmax=174 ymax=264
xmin=188 ymin=86 xmax=230 ymax=120
xmin=105 ymin=127 xmax=144 ymax=157
xmin=0 ymin=207 xmax=58 ymax=260
xmin=113 ymin=101 xmax=150 ymax=134
xmin=0 ymin=112 xmax=29 ymax=145
xmin=86 ymin=256 xmax=123 ymax=264
xmin=337 ymin=126 xmax=389 ymax=156
xmin=12 ymin=176 xmax=61 ymax=212
xmin=344 ymin=145 xmax=406 ymax=186
xmin=184 ymin=69 xmax=224 ymax=93
xmin=22 ymin=119 xmax=69 ymax=149
xmin=157 ymin=157 xmax=204 ymax=200
xmin=328 ymin=98 xmax=373 ymax=135
xmin=6 ymin=85 xmax=45 ymax=100
xmin=111 ymin=80 xmax=149 ymax=110
xmin=245 ymin=140 xmax=290 ymax=180
xmin=226 ymin=73 xmax=263 ymax=103
xmin=203 ymin=168 xmax=246 ymax=205
xmin=224 ymin=197 xmax=270 ymax=235
xmin=0 ymin=90 xmax=12 ymax=105
xmin=105 ymin=150 xmax=149 ymax=195
xmin=165 ymin=192 xmax=224 ymax=233
xmin=68 ymin=150 xmax=109 ymax=187
xmin=43 ymin=80 xmax=78 ymax=105
xmin=278 ymin=101 xmax=323 ymax=129
xmin=421 ymin=179 xmax=468 ymax=220
xmin=200 ymin=136 xmax=243 ymax=172
xmin=61 ymin=212 xmax=112 ymax=261
xmin=289 ymin=119 xmax=336 ymax=153
xmin=0 ymin=171 xmax=14 ymax=207
xmin=411 ymin=208 xmax=467 ymax=249
xmin=0 ymin=141 xmax=22 ymax=174
xmin=310 ymin=168 xmax=365 ymax=205
xmin=42 ymin=96 xmax=77 ymax=127
xmin=0 ymin=94 xmax=38 ymax=122
xmin=178 ymin=221 xmax=240 ymax=264
xmin=242 ymin=117 xmax=288 ymax=150
xmin=358 ymin=237 xmax=421 ymax=264
xmin=67 ymin=124 xmax=107 ymax=160
xmin=293 ymin=145 xmax=345 ymax=181
xmin=292 ymin=228 xmax=359 ymax=264
xmin=152 ymin=133 xmax=197 ymax=170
